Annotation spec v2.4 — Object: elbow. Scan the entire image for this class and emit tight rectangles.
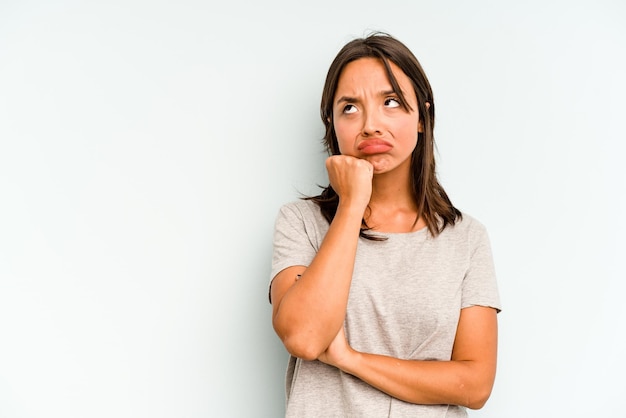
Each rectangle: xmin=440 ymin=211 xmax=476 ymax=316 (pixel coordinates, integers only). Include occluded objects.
xmin=453 ymin=360 xmax=496 ymax=409
xmin=466 ymin=397 xmax=488 ymax=410
xmin=273 ymin=313 xmax=328 ymax=361
xmin=464 ymin=385 xmax=493 ymax=410
xmin=272 ymin=307 xmax=341 ymax=361
xmin=281 ymin=333 xmax=325 ymax=361
xmin=273 ymin=318 xmax=328 ymax=361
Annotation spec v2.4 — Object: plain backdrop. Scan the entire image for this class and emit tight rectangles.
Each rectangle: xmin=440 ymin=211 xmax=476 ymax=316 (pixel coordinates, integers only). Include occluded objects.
xmin=1 ymin=1 xmax=625 ymax=417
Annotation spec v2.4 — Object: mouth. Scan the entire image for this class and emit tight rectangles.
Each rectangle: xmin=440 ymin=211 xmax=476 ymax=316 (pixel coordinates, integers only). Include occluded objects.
xmin=358 ymin=139 xmax=393 ymax=155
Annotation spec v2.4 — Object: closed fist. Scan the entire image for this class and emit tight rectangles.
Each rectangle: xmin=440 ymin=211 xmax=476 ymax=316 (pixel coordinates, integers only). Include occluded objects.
xmin=325 ymin=155 xmax=373 ymax=210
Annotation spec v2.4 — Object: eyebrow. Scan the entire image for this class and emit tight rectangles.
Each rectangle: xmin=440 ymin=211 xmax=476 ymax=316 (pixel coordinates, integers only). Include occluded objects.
xmin=335 ymin=90 xmax=398 ymax=106
xmin=335 ymin=96 xmax=356 ymax=106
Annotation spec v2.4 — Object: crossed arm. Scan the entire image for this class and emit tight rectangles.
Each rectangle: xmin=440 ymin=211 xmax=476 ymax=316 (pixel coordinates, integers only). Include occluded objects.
xmin=271 ymin=235 xmax=498 ymax=410
xmin=317 ymin=305 xmax=498 ymax=409
xmin=270 ymin=156 xmax=498 ymax=409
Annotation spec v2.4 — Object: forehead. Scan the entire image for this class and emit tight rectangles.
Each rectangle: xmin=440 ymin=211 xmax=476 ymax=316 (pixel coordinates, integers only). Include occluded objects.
xmin=335 ymin=57 xmax=413 ymax=96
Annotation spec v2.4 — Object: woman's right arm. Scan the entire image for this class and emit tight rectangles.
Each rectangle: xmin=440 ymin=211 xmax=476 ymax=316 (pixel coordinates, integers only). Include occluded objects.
xmin=270 ymin=156 xmax=372 ymax=360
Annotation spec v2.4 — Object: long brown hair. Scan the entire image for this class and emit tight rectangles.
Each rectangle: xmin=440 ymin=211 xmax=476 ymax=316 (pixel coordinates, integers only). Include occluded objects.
xmin=309 ymin=32 xmax=461 ymax=238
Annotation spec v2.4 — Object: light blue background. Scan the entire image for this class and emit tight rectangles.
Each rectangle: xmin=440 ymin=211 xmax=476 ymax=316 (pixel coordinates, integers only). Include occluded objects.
xmin=1 ymin=1 xmax=624 ymax=417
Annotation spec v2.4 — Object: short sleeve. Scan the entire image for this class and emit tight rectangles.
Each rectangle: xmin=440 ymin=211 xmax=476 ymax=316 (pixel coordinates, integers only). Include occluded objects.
xmin=461 ymin=221 xmax=502 ymax=312
xmin=269 ymin=201 xmax=322 ymax=287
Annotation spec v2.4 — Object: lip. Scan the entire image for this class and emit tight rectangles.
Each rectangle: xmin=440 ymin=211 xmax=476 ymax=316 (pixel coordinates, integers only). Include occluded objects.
xmin=357 ymin=138 xmax=393 ymax=155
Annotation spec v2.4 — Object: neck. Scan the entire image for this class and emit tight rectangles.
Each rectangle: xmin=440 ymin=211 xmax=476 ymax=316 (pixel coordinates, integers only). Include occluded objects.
xmin=370 ymin=174 xmax=415 ymax=209
xmin=369 ymin=158 xmax=414 ymax=208
xmin=366 ymin=166 xmax=424 ymax=233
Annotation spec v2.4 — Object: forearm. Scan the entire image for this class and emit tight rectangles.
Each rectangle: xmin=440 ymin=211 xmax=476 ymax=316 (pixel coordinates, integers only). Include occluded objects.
xmin=340 ymin=351 xmax=494 ymax=409
xmin=317 ymin=308 xmax=497 ymax=408
xmin=273 ymin=202 xmax=364 ymax=359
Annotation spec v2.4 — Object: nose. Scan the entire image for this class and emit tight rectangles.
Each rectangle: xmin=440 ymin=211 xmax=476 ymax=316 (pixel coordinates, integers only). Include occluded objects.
xmin=361 ymin=108 xmax=382 ymax=136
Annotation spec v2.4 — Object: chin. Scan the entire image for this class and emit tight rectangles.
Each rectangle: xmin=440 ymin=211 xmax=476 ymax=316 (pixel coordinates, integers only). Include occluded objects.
xmin=367 ymin=156 xmax=388 ymax=169
xmin=370 ymin=163 xmax=384 ymax=172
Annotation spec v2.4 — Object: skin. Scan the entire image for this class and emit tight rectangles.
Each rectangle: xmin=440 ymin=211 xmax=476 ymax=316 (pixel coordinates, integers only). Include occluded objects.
xmin=271 ymin=58 xmax=498 ymax=409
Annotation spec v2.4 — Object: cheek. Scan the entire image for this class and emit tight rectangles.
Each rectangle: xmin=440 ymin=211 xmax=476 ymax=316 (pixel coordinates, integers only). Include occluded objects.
xmin=396 ymin=119 xmax=420 ymax=144
xmin=333 ymin=121 xmax=354 ymax=153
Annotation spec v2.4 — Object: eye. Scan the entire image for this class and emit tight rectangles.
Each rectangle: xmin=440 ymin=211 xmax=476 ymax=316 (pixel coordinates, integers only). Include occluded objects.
xmin=343 ymin=104 xmax=357 ymax=114
xmin=384 ymin=98 xmax=400 ymax=108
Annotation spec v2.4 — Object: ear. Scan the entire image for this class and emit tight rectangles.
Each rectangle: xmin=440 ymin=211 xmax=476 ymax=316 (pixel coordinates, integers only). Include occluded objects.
xmin=418 ymin=102 xmax=431 ymax=133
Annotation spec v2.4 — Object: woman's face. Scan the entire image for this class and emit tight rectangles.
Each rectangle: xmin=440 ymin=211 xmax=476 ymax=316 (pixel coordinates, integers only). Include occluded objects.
xmin=332 ymin=57 xmax=421 ymax=175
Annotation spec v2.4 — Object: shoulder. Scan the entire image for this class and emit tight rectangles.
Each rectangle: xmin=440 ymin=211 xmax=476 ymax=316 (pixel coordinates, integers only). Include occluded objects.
xmin=272 ymin=199 xmax=328 ymax=253
xmin=274 ymin=199 xmax=328 ymax=236
xmin=276 ymin=199 xmax=323 ymax=222
xmin=456 ymin=212 xmax=488 ymax=233
xmin=439 ymin=212 xmax=491 ymax=244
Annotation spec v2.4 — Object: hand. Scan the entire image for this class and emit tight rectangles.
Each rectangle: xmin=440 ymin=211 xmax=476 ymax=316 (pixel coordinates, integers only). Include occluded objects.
xmin=326 ymin=155 xmax=373 ymax=211
xmin=317 ymin=326 xmax=354 ymax=370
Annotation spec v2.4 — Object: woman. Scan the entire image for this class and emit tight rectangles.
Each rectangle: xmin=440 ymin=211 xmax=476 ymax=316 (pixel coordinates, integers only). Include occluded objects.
xmin=269 ymin=33 xmax=501 ymax=417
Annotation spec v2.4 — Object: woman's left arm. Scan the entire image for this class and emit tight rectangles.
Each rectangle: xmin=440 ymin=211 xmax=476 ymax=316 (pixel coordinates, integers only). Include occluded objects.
xmin=318 ymin=305 xmax=498 ymax=410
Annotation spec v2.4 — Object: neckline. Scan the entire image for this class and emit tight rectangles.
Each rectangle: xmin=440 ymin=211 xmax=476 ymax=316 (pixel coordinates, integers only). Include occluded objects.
xmin=365 ymin=224 xmax=429 ymax=238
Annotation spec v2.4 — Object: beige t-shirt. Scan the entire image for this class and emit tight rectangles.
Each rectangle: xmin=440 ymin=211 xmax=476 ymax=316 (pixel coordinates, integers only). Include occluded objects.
xmin=270 ymin=200 xmax=501 ymax=418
